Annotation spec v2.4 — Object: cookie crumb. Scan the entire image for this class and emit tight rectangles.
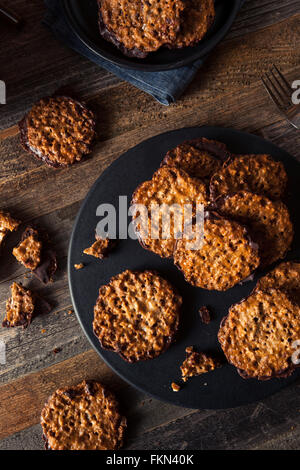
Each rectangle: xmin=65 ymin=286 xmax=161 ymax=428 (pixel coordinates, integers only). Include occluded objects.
xmin=199 ymin=306 xmax=212 ymax=324
xmin=171 ymin=382 xmax=181 ymax=392
xmin=84 ymin=237 xmax=117 ymax=260
xmin=185 ymin=346 xmax=194 ymax=354
xmin=181 ymin=349 xmax=221 ymax=382
xmin=53 ymin=347 xmax=62 ymax=354
xmin=74 ymin=263 xmax=84 ymax=270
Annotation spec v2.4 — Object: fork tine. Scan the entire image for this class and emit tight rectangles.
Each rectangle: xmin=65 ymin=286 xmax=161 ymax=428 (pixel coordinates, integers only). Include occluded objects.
xmin=269 ymin=68 xmax=291 ymax=107
xmin=272 ymin=64 xmax=291 ymax=93
xmin=261 ymin=74 xmax=287 ymax=112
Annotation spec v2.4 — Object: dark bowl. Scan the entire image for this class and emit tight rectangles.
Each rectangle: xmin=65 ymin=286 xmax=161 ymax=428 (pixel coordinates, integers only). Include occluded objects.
xmin=62 ymin=0 xmax=242 ymax=71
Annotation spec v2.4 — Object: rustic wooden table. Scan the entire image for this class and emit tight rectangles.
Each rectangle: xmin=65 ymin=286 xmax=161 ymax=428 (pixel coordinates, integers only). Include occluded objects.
xmin=0 ymin=0 xmax=299 ymax=451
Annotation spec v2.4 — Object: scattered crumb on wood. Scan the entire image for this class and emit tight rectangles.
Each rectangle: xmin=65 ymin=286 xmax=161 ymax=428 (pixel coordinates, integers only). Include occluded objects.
xmin=74 ymin=263 xmax=84 ymax=270
xmin=53 ymin=347 xmax=62 ymax=354
xmin=199 ymin=306 xmax=212 ymax=324
xmin=171 ymin=382 xmax=181 ymax=392
xmin=67 ymin=309 xmax=73 ymax=315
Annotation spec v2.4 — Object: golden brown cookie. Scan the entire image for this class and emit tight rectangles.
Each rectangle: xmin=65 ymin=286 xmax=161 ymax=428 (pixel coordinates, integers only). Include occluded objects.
xmin=255 ymin=261 xmax=300 ymax=303
xmin=174 ymin=213 xmax=260 ymax=291
xmin=84 ymin=236 xmax=117 ymax=259
xmin=93 ymin=270 xmax=182 ymax=363
xmin=218 ymin=289 xmax=300 ymax=380
xmin=2 ymin=282 xmax=51 ymax=329
xmin=172 ymin=0 xmax=215 ymax=48
xmin=13 ymin=227 xmax=57 ymax=284
xmin=214 ymin=191 xmax=294 ymax=267
xmin=210 ymin=154 xmax=287 ymax=201
xmin=41 ymin=380 xmax=126 ymax=450
xmin=0 ymin=211 xmax=20 ymax=247
xmin=181 ymin=347 xmax=221 ymax=382
xmin=2 ymin=283 xmax=35 ymax=329
xmin=98 ymin=0 xmax=185 ymax=58
xmin=132 ymin=166 xmax=209 ymax=258
xmin=161 ymin=138 xmax=229 ymax=183
xmin=19 ymin=96 xmax=96 ymax=168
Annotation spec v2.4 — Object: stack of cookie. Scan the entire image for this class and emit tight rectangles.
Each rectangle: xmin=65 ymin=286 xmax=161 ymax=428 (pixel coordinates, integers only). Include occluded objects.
xmin=132 ymin=138 xmax=294 ymax=291
xmin=97 ymin=0 xmax=215 ymax=58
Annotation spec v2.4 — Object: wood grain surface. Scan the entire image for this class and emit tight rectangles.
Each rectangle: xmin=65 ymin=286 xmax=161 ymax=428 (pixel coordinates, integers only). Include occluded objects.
xmin=0 ymin=0 xmax=299 ymax=450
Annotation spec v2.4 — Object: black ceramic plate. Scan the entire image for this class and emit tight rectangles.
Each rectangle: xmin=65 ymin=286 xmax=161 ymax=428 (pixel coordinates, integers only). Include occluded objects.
xmin=68 ymin=127 xmax=300 ymax=409
xmin=62 ymin=0 xmax=241 ymax=71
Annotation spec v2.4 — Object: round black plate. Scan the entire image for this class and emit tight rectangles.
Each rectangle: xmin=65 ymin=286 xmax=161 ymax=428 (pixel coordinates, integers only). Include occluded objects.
xmin=62 ymin=0 xmax=241 ymax=71
xmin=68 ymin=127 xmax=300 ymax=409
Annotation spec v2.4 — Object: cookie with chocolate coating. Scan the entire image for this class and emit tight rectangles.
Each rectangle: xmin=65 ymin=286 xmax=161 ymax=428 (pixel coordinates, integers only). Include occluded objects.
xmin=19 ymin=96 xmax=96 ymax=168
xmin=41 ymin=380 xmax=126 ymax=450
xmin=93 ymin=270 xmax=182 ymax=363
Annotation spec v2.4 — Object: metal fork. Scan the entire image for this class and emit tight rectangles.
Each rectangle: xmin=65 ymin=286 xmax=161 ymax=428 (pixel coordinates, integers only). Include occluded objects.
xmin=261 ymin=65 xmax=300 ymax=130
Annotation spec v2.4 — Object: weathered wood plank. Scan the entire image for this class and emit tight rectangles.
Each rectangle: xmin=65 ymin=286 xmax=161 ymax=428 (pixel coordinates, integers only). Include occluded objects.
xmin=0 ymin=349 xmax=195 ymax=440
xmin=0 ymin=0 xmax=299 ymax=451
xmin=0 ymin=376 xmax=299 ymax=450
xmin=0 ymin=1 xmax=299 ymax=129
xmin=124 ymin=381 xmax=300 ymax=450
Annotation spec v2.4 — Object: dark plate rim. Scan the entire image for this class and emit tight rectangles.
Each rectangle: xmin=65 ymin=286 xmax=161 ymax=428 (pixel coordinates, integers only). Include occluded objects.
xmin=62 ymin=0 xmax=242 ymax=71
xmin=68 ymin=126 xmax=300 ymax=410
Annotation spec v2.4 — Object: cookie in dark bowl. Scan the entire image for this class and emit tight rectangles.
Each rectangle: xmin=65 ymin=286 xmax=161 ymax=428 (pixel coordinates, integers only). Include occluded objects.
xmin=98 ymin=0 xmax=185 ymax=58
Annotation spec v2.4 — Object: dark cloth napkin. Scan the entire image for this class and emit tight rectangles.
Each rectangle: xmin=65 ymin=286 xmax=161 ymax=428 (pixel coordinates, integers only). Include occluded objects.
xmin=44 ymin=0 xmax=246 ymax=106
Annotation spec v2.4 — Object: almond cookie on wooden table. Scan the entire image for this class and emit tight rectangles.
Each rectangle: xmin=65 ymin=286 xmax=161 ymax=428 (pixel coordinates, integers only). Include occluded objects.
xmin=41 ymin=380 xmax=126 ymax=450
xmin=19 ymin=96 xmax=96 ymax=168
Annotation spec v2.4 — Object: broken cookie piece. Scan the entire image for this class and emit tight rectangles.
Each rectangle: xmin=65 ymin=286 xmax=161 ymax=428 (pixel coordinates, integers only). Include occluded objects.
xmin=171 ymin=382 xmax=181 ymax=392
xmin=0 ymin=211 xmax=20 ymax=247
xmin=13 ymin=227 xmax=57 ymax=284
xmin=74 ymin=263 xmax=84 ymax=270
xmin=84 ymin=236 xmax=117 ymax=260
xmin=2 ymin=283 xmax=35 ymax=329
xmin=181 ymin=347 xmax=221 ymax=382
xmin=199 ymin=306 xmax=212 ymax=324
xmin=2 ymin=282 xmax=51 ymax=329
